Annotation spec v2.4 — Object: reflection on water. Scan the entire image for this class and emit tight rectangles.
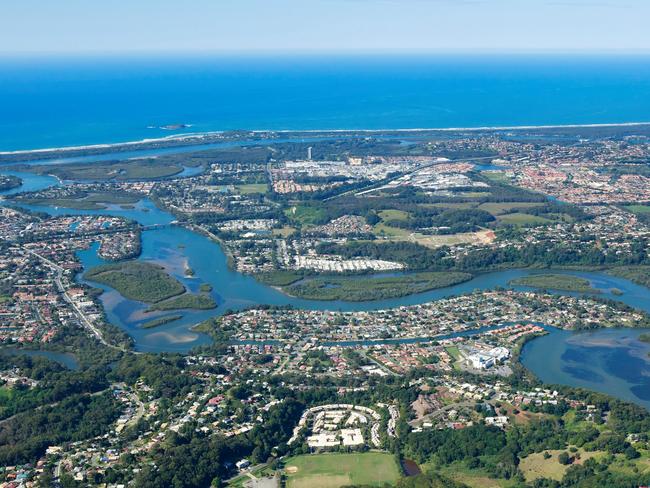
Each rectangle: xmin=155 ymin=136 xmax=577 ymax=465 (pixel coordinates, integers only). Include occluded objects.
xmin=0 ymin=347 xmax=79 ymax=370
xmin=521 ymin=328 xmax=650 ymax=410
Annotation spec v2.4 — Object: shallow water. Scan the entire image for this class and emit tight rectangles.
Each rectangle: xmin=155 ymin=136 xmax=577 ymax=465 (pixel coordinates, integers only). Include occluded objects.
xmin=521 ymin=327 xmax=650 ymax=410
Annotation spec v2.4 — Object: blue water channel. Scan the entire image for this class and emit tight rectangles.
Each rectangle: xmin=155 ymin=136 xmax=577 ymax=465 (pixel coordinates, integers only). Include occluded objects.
xmin=1 ymin=166 xmax=650 ymax=408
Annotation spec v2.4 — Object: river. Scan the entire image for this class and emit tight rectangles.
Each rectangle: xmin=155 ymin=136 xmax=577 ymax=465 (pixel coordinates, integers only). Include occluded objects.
xmin=2 ymin=166 xmax=650 ymax=408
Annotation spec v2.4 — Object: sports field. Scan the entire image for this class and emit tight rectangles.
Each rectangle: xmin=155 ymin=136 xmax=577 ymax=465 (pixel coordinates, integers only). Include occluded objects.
xmin=284 ymin=452 xmax=400 ymax=488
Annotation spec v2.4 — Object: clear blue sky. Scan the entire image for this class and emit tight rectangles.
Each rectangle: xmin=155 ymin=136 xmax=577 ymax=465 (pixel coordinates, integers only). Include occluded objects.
xmin=1 ymin=0 xmax=649 ymax=54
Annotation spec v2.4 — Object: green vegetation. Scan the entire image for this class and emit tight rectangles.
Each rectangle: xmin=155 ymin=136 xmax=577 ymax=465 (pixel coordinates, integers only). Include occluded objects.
xmin=235 ymin=183 xmax=268 ymax=194
xmin=623 ymin=204 xmax=650 ymax=215
xmin=85 ymin=261 xmax=185 ymax=303
xmin=510 ymin=274 xmax=599 ymax=293
xmin=17 ymin=190 xmax=141 ymax=210
xmin=478 ymin=202 xmax=544 ymax=215
xmin=497 ymin=213 xmax=552 ymax=226
xmin=378 ymin=209 xmax=410 ymax=221
xmin=519 ymin=448 xmax=605 ymax=482
xmin=284 ymin=272 xmax=473 ymax=301
xmin=284 ymin=452 xmax=400 ymax=488
xmin=607 ymin=266 xmax=650 ymax=288
xmin=140 ymin=314 xmax=183 ymax=329
xmin=0 ymin=174 xmax=22 ymax=191
xmin=285 ymin=205 xmax=326 ymax=226
xmin=255 ymin=270 xmax=305 ymax=286
xmin=199 ymin=283 xmax=213 ymax=293
xmin=639 ymin=333 xmax=650 ymax=343
xmin=147 ymin=293 xmax=216 ymax=311
xmin=26 ymin=159 xmax=184 ymax=181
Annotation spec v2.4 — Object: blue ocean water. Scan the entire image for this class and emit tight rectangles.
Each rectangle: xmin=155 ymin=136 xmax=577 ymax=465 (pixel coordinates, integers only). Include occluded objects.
xmin=2 ymin=54 xmax=650 ymax=151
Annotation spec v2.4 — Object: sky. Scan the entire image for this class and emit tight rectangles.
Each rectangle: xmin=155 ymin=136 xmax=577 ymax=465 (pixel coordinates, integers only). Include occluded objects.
xmin=1 ymin=0 xmax=649 ymax=54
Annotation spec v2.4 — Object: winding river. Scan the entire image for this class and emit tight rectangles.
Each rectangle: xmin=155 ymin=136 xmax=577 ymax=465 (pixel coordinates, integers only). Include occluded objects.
xmin=2 ymin=165 xmax=650 ymax=409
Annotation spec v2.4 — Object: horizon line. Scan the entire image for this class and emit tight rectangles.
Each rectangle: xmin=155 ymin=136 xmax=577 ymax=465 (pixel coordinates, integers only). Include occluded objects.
xmin=3 ymin=48 xmax=650 ymax=58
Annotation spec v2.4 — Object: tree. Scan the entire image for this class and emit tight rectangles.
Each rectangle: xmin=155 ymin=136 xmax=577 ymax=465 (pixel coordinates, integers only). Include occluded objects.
xmin=558 ymin=452 xmax=571 ymax=465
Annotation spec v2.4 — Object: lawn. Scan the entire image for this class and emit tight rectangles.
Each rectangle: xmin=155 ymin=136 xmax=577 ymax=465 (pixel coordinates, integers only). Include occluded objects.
xmin=373 ymin=222 xmax=412 ymax=238
xmin=497 ymin=213 xmax=551 ymax=226
xmin=379 ymin=209 xmax=410 ymax=221
xmin=235 ymin=183 xmax=268 ymax=194
xmin=445 ymin=345 xmax=461 ymax=361
xmin=284 ymin=452 xmax=400 ymax=488
xmin=624 ymin=204 xmax=650 ymax=215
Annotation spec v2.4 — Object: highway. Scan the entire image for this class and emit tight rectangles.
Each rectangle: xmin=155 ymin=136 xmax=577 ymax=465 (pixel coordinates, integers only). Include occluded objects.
xmin=23 ymin=248 xmax=125 ymax=352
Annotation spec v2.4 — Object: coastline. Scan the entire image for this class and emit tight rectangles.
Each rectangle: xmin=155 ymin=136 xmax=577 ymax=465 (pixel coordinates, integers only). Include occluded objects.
xmin=2 ymin=120 xmax=650 ymax=157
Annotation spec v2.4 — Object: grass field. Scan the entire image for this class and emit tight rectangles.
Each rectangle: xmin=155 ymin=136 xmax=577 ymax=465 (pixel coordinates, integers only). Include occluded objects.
xmin=284 ymin=452 xmax=400 ymax=488
xmin=445 ymin=345 xmax=461 ymax=361
xmin=624 ymin=204 xmax=650 ymax=215
xmin=378 ymin=209 xmax=410 ymax=221
xmin=373 ymin=222 xmax=412 ymax=238
xmin=519 ymin=449 xmax=605 ymax=482
xmin=235 ymin=183 xmax=268 ymax=194
xmin=497 ymin=213 xmax=551 ymax=226
xmin=478 ymin=202 xmax=543 ymax=216
xmin=286 ymin=205 xmax=326 ymax=226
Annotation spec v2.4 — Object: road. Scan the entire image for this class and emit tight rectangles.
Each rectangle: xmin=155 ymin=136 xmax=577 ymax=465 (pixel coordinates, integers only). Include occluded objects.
xmin=23 ymin=248 xmax=125 ymax=352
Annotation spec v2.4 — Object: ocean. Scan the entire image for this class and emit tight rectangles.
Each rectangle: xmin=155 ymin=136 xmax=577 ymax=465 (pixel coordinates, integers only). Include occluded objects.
xmin=2 ymin=53 xmax=650 ymax=151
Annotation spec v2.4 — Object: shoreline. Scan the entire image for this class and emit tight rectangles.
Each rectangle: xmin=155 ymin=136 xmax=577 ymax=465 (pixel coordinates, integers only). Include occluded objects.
xmin=2 ymin=120 xmax=650 ymax=156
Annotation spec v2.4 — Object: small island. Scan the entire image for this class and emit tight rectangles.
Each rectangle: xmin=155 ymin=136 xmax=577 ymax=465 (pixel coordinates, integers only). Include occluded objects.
xmin=84 ymin=261 xmax=216 ymax=311
xmin=140 ymin=314 xmax=183 ymax=329
xmin=280 ymin=272 xmax=473 ymax=301
xmin=510 ymin=274 xmax=599 ymax=294
xmin=0 ymin=174 xmax=22 ymax=191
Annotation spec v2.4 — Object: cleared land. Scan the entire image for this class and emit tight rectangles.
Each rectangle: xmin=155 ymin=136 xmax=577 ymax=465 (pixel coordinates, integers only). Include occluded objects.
xmin=284 ymin=452 xmax=400 ymax=488
xmin=519 ymin=449 xmax=605 ymax=482
xmin=285 ymin=272 xmax=473 ymax=301
xmin=510 ymin=274 xmax=599 ymax=293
